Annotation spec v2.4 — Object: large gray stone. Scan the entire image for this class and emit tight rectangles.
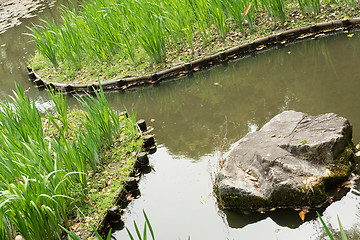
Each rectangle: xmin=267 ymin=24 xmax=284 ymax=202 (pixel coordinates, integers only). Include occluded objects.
xmin=215 ymin=111 xmax=355 ymax=209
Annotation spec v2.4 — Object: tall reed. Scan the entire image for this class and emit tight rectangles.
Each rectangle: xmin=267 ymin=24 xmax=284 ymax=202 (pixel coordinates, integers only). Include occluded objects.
xmin=0 ymin=84 xmax=140 ymax=239
xmin=30 ymin=0 xmax=328 ymax=71
xmin=27 ymin=21 xmax=59 ymax=68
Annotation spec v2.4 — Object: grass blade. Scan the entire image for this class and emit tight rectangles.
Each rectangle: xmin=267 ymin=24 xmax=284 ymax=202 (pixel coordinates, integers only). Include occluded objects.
xmin=338 ymin=216 xmax=348 ymax=240
xmin=143 ymin=210 xmax=155 ymax=240
xmin=316 ymin=211 xmax=335 ymax=240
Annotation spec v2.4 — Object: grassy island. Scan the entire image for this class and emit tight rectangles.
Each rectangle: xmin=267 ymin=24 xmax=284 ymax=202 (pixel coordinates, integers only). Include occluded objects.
xmin=0 ymin=86 xmax=143 ymax=239
xmin=28 ymin=0 xmax=359 ymax=85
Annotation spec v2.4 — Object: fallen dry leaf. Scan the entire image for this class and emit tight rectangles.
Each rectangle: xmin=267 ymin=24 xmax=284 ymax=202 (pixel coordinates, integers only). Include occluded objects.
xmin=243 ymin=2 xmax=252 ymax=17
xmin=125 ymin=193 xmax=134 ymax=201
xmin=299 ymin=211 xmax=305 ymax=222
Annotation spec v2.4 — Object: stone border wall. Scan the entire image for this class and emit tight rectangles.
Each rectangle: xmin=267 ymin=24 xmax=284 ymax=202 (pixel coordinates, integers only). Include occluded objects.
xmin=94 ymin=118 xmax=156 ymax=237
xmin=27 ymin=18 xmax=360 ymax=94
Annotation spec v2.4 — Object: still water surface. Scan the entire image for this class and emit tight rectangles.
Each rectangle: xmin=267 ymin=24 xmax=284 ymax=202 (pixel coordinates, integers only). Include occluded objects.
xmin=1 ymin=5 xmax=360 ymax=239
xmin=109 ymin=33 xmax=360 ymax=240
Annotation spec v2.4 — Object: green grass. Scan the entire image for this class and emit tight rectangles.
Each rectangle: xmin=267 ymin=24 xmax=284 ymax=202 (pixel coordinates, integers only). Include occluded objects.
xmin=28 ymin=0 xmax=360 ymax=84
xmin=126 ymin=210 xmax=155 ymax=240
xmin=0 ymin=84 xmax=143 ymax=239
xmin=317 ymin=211 xmax=348 ymax=240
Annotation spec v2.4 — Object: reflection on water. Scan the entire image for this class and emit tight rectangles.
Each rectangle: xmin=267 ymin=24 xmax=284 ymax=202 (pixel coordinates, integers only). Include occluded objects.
xmin=0 ymin=0 xmax=78 ymax=98
xmin=1 ymin=5 xmax=360 ymax=238
xmin=108 ymin=33 xmax=360 ymax=159
xmin=108 ymin=32 xmax=360 ymax=239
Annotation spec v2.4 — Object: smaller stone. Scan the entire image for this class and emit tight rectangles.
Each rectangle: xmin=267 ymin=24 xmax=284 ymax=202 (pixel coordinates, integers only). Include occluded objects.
xmin=248 ymin=176 xmax=258 ymax=182
xmin=15 ymin=235 xmax=25 ymax=240
xmin=137 ymin=152 xmax=149 ymax=166
xmin=136 ymin=119 xmax=147 ymax=132
xmin=143 ymin=135 xmax=155 ymax=148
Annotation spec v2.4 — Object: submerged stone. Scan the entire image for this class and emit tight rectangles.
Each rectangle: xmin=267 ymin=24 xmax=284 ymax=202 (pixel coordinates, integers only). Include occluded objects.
xmin=215 ymin=111 xmax=355 ymax=209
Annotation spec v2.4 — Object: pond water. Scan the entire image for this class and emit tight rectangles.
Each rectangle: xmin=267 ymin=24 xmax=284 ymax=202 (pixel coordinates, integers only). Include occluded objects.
xmin=1 ymin=4 xmax=360 ymax=240
xmin=108 ymin=33 xmax=360 ymax=240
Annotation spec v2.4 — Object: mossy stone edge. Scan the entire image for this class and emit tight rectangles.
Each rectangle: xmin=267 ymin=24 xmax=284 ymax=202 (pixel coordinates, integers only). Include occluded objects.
xmin=28 ymin=18 xmax=360 ymax=94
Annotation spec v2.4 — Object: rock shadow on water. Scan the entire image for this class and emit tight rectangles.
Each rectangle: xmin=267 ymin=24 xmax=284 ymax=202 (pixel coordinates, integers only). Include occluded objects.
xmin=222 ymin=185 xmax=351 ymax=229
xmin=222 ymin=208 xmax=318 ymax=229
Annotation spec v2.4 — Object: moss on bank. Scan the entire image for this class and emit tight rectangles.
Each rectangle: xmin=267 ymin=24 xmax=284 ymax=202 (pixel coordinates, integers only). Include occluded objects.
xmin=28 ymin=2 xmax=360 ymax=85
xmin=42 ymin=108 xmax=143 ymax=237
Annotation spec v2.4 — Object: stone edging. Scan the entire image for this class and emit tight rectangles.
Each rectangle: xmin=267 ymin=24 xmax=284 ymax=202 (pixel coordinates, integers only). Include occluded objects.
xmin=27 ymin=18 xmax=360 ymax=94
xmin=94 ymin=118 xmax=156 ymax=237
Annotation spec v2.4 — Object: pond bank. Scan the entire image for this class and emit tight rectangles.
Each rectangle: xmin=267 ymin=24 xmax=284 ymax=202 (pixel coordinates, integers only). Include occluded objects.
xmin=28 ymin=18 xmax=360 ymax=94
xmin=62 ymin=116 xmax=157 ymax=239
xmin=26 ymin=0 xmax=360 ymax=87
xmin=0 ymin=86 xmax=156 ymax=239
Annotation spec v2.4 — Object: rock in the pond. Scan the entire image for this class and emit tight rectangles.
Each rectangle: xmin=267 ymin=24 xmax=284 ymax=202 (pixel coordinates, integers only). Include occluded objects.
xmin=215 ymin=111 xmax=355 ymax=209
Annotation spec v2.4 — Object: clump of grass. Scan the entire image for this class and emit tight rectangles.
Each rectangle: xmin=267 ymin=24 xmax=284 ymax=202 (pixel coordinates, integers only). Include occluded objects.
xmin=126 ymin=210 xmax=155 ymax=240
xmin=28 ymin=0 xmax=355 ymax=84
xmin=0 ymin=84 xmax=142 ymax=239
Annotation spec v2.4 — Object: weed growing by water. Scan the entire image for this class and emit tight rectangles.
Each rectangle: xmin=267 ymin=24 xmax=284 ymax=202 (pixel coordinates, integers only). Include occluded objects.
xmin=126 ymin=210 xmax=155 ymax=240
xmin=317 ymin=211 xmax=348 ymax=240
xmin=28 ymin=0 xmax=360 ymax=84
xmin=0 ymin=84 xmax=142 ymax=239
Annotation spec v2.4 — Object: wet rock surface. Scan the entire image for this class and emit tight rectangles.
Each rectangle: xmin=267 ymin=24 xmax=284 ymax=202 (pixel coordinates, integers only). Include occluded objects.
xmin=215 ymin=111 xmax=355 ymax=209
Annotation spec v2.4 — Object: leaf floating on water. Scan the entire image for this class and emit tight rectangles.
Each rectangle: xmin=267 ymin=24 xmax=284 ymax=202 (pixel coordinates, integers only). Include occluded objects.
xmin=299 ymin=211 xmax=306 ymax=222
xmin=348 ymin=34 xmax=354 ymax=38
xmin=270 ymin=208 xmax=276 ymax=211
